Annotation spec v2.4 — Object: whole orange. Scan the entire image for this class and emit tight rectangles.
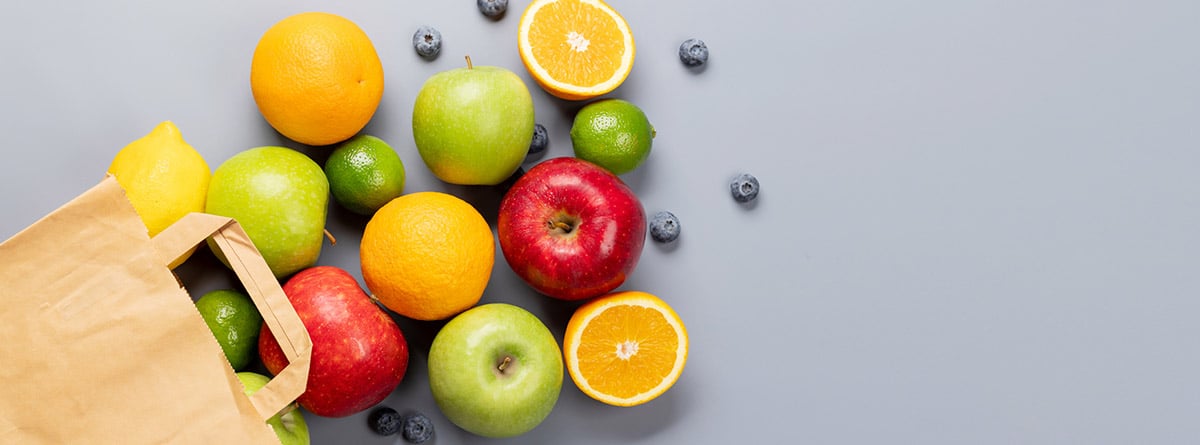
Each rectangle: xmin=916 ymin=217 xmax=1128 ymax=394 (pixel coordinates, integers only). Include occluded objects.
xmin=360 ymin=192 xmax=495 ymax=321
xmin=250 ymin=12 xmax=384 ymax=146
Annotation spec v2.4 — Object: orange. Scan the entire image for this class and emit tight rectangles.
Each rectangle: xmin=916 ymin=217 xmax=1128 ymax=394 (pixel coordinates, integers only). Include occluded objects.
xmin=517 ymin=0 xmax=635 ymax=100
xmin=250 ymin=12 xmax=384 ymax=146
xmin=360 ymin=192 xmax=494 ymax=321
xmin=563 ymin=291 xmax=688 ymax=407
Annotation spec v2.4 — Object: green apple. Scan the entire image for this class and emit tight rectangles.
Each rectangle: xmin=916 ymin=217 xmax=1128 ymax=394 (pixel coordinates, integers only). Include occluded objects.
xmin=236 ymin=372 xmax=310 ymax=445
xmin=206 ymin=146 xmax=328 ymax=278
xmin=412 ymin=57 xmax=534 ymax=185
xmin=428 ymin=303 xmax=563 ymax=438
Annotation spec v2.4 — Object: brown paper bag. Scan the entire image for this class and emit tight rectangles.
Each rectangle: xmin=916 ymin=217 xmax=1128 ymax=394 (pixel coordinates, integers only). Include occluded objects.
xmin=0 ymin=176 xmax=312 ymax=444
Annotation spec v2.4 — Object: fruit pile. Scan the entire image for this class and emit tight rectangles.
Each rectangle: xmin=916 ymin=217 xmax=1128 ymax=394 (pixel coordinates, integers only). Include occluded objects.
xmin=103 ymin=1 xmax=758 ymax=443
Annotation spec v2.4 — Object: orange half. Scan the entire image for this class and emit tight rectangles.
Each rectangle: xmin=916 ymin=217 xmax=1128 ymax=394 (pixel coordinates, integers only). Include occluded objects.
xmin=563 ymin=291 xmax=688 ymax=407
xmin=518 ymin=0 xmax=636 ymax=100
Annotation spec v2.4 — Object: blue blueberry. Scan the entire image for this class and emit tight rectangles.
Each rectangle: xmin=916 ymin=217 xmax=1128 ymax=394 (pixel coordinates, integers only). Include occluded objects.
xmin=401 ymin=412 xmax=435 ymax=444
xmin=679 ymin=38 xmax=708 ymax=67
xmin=649 ymin=211 xmax=681 ymax=243
xmin=412 ymin=26 xmax=442 ymax=58
xmin=730 ymin=173 xmax=759 ymax=203
xmin=478 ymin=0 xmax=508 ymax=18
xmin=528 ymin=123 xmax=549 ymax=157
xmin=367 ymin=406 xmax=402 ymax=436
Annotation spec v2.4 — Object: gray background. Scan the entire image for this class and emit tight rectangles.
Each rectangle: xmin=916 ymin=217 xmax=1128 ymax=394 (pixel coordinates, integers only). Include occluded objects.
xmin=2 ymin=1 xmax=1198 ymax=443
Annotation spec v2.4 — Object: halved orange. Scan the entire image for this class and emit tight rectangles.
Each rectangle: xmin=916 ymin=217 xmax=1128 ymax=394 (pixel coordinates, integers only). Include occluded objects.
xmin=563 ymin=291 xmax=688 ymax=407
xmin=517 ymin=0 xmax=636 ymax=100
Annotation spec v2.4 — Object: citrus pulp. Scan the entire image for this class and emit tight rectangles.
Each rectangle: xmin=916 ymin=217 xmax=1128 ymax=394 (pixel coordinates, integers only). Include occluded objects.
xmin=563 ymin=290 xmax=688 ymax=407
xmin=518 ymin=0 xmax=636 ymax=100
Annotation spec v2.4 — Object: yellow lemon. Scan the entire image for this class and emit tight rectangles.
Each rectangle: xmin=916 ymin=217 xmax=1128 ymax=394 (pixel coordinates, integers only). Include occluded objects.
xmin=107 ymin=121 xmax=211 ymax=266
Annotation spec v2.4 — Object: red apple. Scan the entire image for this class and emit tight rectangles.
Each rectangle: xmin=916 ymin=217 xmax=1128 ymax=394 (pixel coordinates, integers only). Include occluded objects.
xmin=259 ymin=266 xmax=409 ymax=417
xmin=498 ymin=157 xmax=647 ymax=300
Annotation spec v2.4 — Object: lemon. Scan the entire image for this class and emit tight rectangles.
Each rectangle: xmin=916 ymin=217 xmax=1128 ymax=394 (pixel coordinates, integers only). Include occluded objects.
xmin=107 ymin=121 xmax=211 ymax=265
xmin=570 ymin=99 xmax=655 ymax=175
xmin=324 ymin=135 xmax=405 ymax=215
xmin=196 ymin=289 xmax=263 ymax=371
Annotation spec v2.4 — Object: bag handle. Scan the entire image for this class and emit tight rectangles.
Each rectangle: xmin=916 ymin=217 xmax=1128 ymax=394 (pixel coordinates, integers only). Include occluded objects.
xmin=150 ymin=212 xmax=312 ymax=422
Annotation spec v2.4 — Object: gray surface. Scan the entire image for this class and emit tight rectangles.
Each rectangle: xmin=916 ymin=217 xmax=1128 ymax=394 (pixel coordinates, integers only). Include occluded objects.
xmin=2 ymin=1 xmax=1199 ymax=443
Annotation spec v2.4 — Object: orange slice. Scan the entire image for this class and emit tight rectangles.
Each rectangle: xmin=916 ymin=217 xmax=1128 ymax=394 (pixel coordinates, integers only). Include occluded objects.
xmin=517 ymin=0 xmax=636 ymax=100
xmin=563 ymin=291 xmax=688 ymax=407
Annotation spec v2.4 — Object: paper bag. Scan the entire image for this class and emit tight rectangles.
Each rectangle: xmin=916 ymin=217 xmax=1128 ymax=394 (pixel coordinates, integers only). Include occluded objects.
xmin=0 ymin=176 xmax=312 ymax=444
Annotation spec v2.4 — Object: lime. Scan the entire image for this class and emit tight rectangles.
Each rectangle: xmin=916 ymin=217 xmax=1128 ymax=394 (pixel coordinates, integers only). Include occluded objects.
xmin=569 ymin=99 xmax=655 ymax=175
xmin=325 ymin=135 xmax=406 ymax=215
xmin=196 ymin=289 xmax=263 ymax=371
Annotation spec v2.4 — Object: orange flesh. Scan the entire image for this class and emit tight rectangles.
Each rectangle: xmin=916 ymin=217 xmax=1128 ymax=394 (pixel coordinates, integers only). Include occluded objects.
xmin=529 ymin=0 xmax=626 ymax=87
xmin=576 ymin=305 xmax=679 ymax=399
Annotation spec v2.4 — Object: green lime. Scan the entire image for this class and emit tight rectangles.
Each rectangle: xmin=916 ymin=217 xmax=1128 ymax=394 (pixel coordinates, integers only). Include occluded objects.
xmin=325 ymin=135 xmax=406 ymax=215
xmin=570 ymin=99 xmax=655 ymax=175
xmin=196 ymin=289 xmax=263 ymax=371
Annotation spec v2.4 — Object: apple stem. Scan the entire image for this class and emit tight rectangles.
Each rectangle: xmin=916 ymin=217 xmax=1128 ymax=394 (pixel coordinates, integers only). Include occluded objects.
xmin=549 ymin=220 xmax=573 ymax=233
xmin=323 ymin=228 xmax=337 ymax=246
xmin=497 ymin=355 xmax=512 ymax=372
xmin=465 ymin=55 xmax=473 ymax=70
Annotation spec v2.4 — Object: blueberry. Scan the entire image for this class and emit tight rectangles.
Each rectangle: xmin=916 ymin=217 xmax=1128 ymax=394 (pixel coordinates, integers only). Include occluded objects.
xmin=649 ymin=211 xmax=681 ymax=243
xmin=401 ymin=412 xmax=435 ymax=444
xmin=730 ymin=173 xmax=759 ymax=203
xmin=528 ymin=123 xmax=549 ymax=157
xmin=478 ymin=0 xmax=508 ymax=18
xmin=367 ymin=406 xmax=402 ymax=436
xmin=679 ymin=38 xmax=708 ymax=67
xmin=412 ymin=26 xmax=442 ymax=58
